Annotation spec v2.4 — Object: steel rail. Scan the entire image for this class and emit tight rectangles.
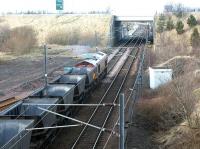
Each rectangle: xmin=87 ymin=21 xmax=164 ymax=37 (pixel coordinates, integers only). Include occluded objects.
xmin=23 ymin=103 xmax=119 ymax=107
xmin=71 ymin=37 xmax=141 ymax=149
xmin=107 ymin=36 xmax=138 ymax=72
xmin=11 ymin=37 xmax=135 ymax=149
xmin=3 ymin=36 xmax=141 ymax=149
xmin=92 ymin=38 xmax=144 ymax=149
xmin=102 ymin=44 xmax=146 ymax=149
xmin=0 ymin=35 xmax=133 ymax=111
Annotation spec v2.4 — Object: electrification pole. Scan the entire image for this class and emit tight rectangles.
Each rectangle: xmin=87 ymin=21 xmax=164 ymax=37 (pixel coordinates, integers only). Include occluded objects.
xmin=44 ymin=44 xmax=48 ymax=89
xmin=119 ymin=93 xmax=125 ymax=149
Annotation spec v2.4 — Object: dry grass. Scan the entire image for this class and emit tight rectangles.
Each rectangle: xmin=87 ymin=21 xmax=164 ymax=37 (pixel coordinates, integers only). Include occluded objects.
xmin=0 ymin=25 xmax=37 ymax=54
xmin=0 ymin=15 xmax=111 ymax=47
xmin=154 ymin=31 xmax=191 ymax=65
xmin=137 ymin=72 xmax=200 ymax=148
xmin=0 ymin=25 xmax=10 ymax=49
xmin=140 ymin=55 xmax=200 ymax=148
xmin=140 ymin=12 xmax=200 ymax=149
xmin=154 ymin=13 xmax=200 ymax=65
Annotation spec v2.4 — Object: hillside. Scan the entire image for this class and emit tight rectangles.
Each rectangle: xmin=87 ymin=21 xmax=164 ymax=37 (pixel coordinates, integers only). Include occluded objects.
xmin=139 ymin=12 xmax=200 ymax=149
xmin=153 ymin=13 xmax=200 ymax=65
xmin=0 ymin=14 xmax=112 ymax=47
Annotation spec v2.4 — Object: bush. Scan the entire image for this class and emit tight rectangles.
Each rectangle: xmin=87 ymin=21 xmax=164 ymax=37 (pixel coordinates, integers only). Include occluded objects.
xmin=4 ymin=26 xmax=37 ymax=54
xmin=137 ymin=73 xmax=198 ymax=131
xmin=46 ymin=28 xmax=80 ymax=45
xmin=176 ymin=20 xmax=184 ymax=34
xmin=187 ymin=15 xmax=197 ymax=28
xmin=173 ymin=3 xmax=185 ymax=18
xmin=46 ymin=27 xmax=102 ymax=46
xmin=0 ymin=25 xmax=11 ymax=51
xmin=166 ymin=17 xmax=174 ymax=31
xmin=156 ymin=14 xmax=166 ymax=33
xmin=191 ymin=28 xmax=200 ymax=49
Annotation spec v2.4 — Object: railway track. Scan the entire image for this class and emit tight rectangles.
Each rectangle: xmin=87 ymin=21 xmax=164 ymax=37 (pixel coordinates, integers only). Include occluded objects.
xmin=70 ymin=38 xmax=143 ymax=149
xmin=47 ymin=38 xmax=139 ymax=149
xmin=0 ymin=96 xmax=20 ymax=111
xmin=0 ymin=43 xmax=127 ymax=112
xmin=107 ymin=38 xmax=134 ymax=73
xmin=0 ymin=28 xmax=146 ymax=149
xmin=101 ymin=43 xmax=145 ymax=149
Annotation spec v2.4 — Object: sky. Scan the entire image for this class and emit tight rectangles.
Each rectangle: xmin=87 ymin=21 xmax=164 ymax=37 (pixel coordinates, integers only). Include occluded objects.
xmin=0 ymin=0 xmax=199 ymax=15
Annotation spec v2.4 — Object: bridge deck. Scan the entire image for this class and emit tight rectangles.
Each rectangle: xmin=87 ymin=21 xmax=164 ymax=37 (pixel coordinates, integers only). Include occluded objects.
xmin=115 ymin=16 xmax=154 ymax=22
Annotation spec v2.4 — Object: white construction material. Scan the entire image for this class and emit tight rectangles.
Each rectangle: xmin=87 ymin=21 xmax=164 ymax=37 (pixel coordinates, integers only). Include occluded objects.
xmin=149 ymin=67 xmax=172 ymax=89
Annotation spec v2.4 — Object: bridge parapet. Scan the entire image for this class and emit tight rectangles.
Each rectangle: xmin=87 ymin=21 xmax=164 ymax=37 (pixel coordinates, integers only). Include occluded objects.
xmin=115 ymin=16 xmax=154 ymax=22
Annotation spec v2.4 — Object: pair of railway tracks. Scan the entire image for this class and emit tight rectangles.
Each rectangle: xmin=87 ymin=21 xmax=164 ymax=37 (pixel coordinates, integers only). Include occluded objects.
xmin=0 ymin=35 xmax=144 ymax=149
xmin=69 ymin=38 xmax=144 ymax=149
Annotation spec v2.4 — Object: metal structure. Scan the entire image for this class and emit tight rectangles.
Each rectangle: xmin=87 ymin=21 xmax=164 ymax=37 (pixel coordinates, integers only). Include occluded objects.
xmin=0 ymin=120 xmax=34 ymax=149
xmin=1 ymin=98 xmax=59 ymax=128
xmin=0 ymin=49 xmax=110 ymax=149
xmin=52 ymin=74 xmax=86 ymax=102
xmin=44 ymin=44 xmax=48 ymax=90
xmin=112 ymin=15 xmax=154 ymax=44
xmin=31 ymin=84 xmax=75 ymax=112
xmin=71 ymin=36 xmax=144 ymax=149
xmin=56 ymin=0 xmax=64 ymax=10
xmin=0 ymin=28 xmax=147 ymax=148
xmin=102 ymin=37 xmax=146 ymax=149
xmin=119 ymin=94 xmax=125 ymax=149
xmin=115 ymin=16 xmax=154 ymax=22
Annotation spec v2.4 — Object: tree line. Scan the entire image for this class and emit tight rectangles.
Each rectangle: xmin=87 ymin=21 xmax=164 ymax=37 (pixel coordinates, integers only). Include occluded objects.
xmin=157 ymin=14 xmax=200 ymax=49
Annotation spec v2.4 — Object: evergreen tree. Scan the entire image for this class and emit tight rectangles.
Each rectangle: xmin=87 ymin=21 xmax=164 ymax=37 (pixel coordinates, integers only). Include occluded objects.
xmin=166 ymin=17 xmax=174 ymax=30
xmin=157 ymin=14 xmax=166 ymax=33
xmin=176 ymin=20 xmax=184 ymax=34
xmin=187 ymin=15 xmax=197 ymax=28
xmin=191 ymin=28 xmax=200 ymax=48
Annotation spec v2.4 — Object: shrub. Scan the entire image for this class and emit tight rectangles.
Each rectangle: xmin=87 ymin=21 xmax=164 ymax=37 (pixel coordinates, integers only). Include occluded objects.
xmin=168 ymin=76 xmax=197 ymax=127
xmin=166 ymin=17 xmax=174 ymax=31
xmin=157 ymin=14 xmax=166 ymax=33
xmin=46 ymin=28 xmax=80 ymax=45
xmin=137 ymin=73 xmax=199 ymax=131
xmin=0 ymin=25 xmax=11 ymax=51
xmin=5 ymin=26 xmax=37 ymax=54
xmin=46 ymin=27 xmax=102 ymax=46
xmin=176 ymin=20 xmax=184 ymax=34
xmin=173 ymin=3 xmax=185 ymax=18
xmin=191 ymin=28 xmax=200 ymax=49
xmin=187 ymin=15 xmax=197 ymax=28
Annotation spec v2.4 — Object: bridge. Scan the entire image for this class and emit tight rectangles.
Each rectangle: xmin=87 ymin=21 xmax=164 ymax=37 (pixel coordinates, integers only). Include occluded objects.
xmin=110 ymin=15 xmax=155 ymax=46
xmin=115 ymin=16 xmax=154 ymax=22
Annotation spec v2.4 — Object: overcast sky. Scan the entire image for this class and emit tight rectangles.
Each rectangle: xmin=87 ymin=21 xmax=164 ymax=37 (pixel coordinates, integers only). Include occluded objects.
xmin=0 ymin=0 xmax=199 ymax=15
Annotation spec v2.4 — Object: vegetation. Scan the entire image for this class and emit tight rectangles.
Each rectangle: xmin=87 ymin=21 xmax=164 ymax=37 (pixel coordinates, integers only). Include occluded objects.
xmin=166 ymin=17 xmax=174 ymax=31
xmin=176 ymin=20 xmax=184 ymax=34
xmin=187 ymin=15 xmax=198 ymax=28
xmin=174 ymin=3 xmax=185 ymax=18
xmin=0 ymin=25 xmax=37 ymax=54
xmin=149 ymin=11 xmax=200 ymax=148
xmin=164 ymin=3 xmax=190 ymax=18
xmin=156 ymin=14 xmax=166 ymax=33
xmin=46 ymin=27 xmax=103 ymax=46
xmin=0 ymin=15 xmax=111 ymax=48
xmin=0 ymin=15 xmax=111 ymax=55
xmin=0 ymin=25 xmax=10 ymax=49
xmin=191 ymin=28 xmax=200 ymax=49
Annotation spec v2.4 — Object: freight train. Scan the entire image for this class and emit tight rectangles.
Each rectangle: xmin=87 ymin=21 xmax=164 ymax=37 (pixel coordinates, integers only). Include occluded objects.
xmin=0 ymin=51 xmax=108 ymax=149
